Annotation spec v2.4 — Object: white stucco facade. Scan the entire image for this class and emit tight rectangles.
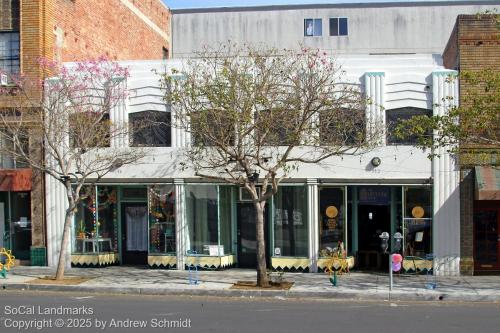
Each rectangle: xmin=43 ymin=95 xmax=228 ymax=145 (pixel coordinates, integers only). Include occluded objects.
xmin=44 ymin=54 xmax=461 ymax=275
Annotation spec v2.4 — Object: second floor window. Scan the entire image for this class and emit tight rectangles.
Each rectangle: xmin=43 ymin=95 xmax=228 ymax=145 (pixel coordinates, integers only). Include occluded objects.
xmin=319 ymin=108 xmax=365 ymax=146
xmin=129 ymin=110 xmax=171 ymax=147
xmin=0 ymin=32 xmax=20 ymax=77
xmin=0 ymin=0 xmax=20 ymax=78
xmin=386 ymin=107 xmax=432 ymax=145
xmin=304 ymin=18 xmax=322 ymax=37
xmin=0 ymin=129 xmax=29 ymax=169
xmin=70 ymin=112 xmax=111 ymax=149
xmin=329 ymin=18 xmax=348 ymax=36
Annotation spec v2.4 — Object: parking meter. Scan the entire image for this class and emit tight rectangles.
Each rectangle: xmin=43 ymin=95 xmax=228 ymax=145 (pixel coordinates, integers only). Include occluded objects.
xmin=393 ymin=232 xmax=403 ymax=253
xmin=379 ymin=232 xmax=389 ymax=253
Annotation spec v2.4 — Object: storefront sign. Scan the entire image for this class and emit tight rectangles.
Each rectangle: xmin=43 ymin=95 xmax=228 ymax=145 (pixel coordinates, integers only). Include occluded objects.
xmin=326 ymin=206 xmax=338 ymax=218
xmin=358 ymin=187 xmax=390 ymax=205
xmin=0 ymin=169 xmax=32 ymax=191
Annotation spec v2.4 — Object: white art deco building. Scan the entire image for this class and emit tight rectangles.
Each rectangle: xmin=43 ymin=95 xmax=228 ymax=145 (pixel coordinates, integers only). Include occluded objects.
xmin=44 ymin=53 xmax=461 ymax=276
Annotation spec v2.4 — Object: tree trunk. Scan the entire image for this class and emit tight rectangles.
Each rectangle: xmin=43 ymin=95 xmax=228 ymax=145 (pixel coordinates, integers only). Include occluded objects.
xmin=254 ymin=201 xmax=269 ymax=287
xmin=55 ymin=207 xmax=75 ymax=280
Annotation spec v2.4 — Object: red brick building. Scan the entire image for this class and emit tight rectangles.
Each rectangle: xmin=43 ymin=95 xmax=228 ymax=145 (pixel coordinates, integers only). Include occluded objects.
xmin=0 ymin=0 xmax=171 ymax=265
xmin=443 ymin=14 xmax=500 ymax=275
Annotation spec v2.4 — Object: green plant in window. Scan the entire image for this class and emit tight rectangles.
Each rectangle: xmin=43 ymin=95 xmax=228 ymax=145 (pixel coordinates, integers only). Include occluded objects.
xmin=77 ymin=220 xmax=86 ymax=239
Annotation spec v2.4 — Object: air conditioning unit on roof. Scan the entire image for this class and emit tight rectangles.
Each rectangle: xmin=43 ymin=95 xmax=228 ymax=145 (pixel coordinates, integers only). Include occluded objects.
xmin=0 ymin=73 xmax=8 ymax=86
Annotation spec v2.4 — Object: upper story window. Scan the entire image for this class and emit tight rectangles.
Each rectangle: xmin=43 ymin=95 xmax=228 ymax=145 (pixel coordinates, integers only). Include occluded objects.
xmin=386 ymin=107 xmax=432 ymax=145
xmin=191 ymin=111 xmax=235 ymax=147
xmin=70 ymin=112 xmax=111 ymax=149
xmin=329 ymin=18 xmax=348 ymax=36
xmin=0 ymin=129 xmax=29 ymax=169
xmin=0 ymin=32 xmax=20 ymax=76
xmin=129 ymin=110 xmax=171 ymax=147
xmin=0 ymin=0 xmax=20 ymax=77
xmin=304 ymin=18 xmax=322 ymax=37
xmin=319 ymin=108 xmax=365 ymax=146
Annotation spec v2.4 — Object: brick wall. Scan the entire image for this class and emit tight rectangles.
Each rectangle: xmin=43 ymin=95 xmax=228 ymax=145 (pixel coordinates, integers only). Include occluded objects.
xmin=1 ymin=0 xmax=171 ymax=257
xmin=443 ymin=14 xmax=500 ymax=99
xmin=53 ymin=0 xmax=170 ymax=62
xmin=460 ymin=168 xmax=474 ymax=275
xmin=443 ymin=14 xmax=500 ymax=275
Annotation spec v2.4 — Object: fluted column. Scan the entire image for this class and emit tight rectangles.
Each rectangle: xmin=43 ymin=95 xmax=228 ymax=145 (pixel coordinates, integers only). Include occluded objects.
xmin=109 ymin=77 xmax=128 ymax=148
xmin=174 ymin=179 xmax=186 ymax=270
xmin=307 ymin=179 xmax=319 ymax=272
xmin=432 ymin=70 xmax=460 ymax=276
xmin=364 ymin=72 xmax=385 ymax=145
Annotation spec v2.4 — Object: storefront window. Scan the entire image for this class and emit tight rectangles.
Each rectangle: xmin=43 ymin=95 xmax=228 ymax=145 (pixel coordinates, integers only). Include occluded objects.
xmin=186 ymin=185 xmax=233 ymax=256
xmin=73 ymin=186 xmax=118 ymax=254
xmin=149 ymin=185 xmax=176 ymax=255
xmin=274 ymin=186 xmax=308 ymax=257
xmin=319 ymin=187 xmax=345 ymax=256
xmin=97 ymin=186 xmax=118 ymax=253
xmin=74 ymin=186 xmax=96 ymax=253
xmin=403 ymin=187 xmax=432 ymax=257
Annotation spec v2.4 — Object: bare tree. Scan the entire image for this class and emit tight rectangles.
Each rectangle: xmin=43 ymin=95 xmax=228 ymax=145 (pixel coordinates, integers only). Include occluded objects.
xmin=0 ymin=58 xmax=145 ymax=280
xmin=162 ymin=44 xmax=377 ymax=287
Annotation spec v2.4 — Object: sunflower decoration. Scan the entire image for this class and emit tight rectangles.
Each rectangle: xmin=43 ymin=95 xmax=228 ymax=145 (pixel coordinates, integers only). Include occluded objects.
xmin=0 ymin=248 xmax=15 ymax=272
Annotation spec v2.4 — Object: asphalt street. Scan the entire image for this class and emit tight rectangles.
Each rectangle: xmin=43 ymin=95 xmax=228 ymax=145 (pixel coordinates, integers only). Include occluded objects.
xmin=0 ymin=291 xmax=499 ymax=333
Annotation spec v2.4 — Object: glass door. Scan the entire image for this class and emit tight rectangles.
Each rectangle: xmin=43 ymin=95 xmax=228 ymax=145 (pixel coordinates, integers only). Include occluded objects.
xmin=121 ymin=203 xmax=148 ymax=265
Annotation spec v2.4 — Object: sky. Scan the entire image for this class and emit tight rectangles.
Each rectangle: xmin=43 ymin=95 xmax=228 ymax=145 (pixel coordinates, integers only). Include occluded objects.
xmin=163 ymin=0 xmax=475 ymax=9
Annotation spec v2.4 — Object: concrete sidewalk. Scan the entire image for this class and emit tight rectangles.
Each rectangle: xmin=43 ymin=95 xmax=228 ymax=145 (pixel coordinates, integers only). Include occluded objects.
xmin=2 ymin=266 xmax=500 ymax=302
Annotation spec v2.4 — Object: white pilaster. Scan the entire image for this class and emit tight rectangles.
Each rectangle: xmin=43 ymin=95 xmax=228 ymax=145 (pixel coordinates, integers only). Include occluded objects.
xmin=432 ymin=70 xmax=460 ymax=276
xmin=45 ymin=174 xmax=70 ymax=267
xmin=171 ymin=103 xmax=188 ymax=148
xmin=174 ymin=179 xmax=186 ymax=270
xmin=364 ymin=72 xmax=385 ymax=144
xmin=109 ymin=77 xmax=128 ymax=148
xmin=307 ymin=178 xmax=319 ymax=272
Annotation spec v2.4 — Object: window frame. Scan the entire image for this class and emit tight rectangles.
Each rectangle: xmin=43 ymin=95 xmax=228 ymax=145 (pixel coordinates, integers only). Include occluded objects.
xmin=304 ymin=18 xmax=322 ymax=37
xmin=329 ymin=17 xmax=348 ymax=37
xmin=0 ymin=31 xmax=20 ymax=77
xmin=385 ymin=107 xmax=432 ymax=146
xmin=129 ymin=110 xmax=172 ymax=147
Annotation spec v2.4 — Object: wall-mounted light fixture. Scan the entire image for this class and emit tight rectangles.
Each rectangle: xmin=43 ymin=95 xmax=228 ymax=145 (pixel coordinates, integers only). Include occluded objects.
xmin=371 ymin=157 xmax=381 ymax=167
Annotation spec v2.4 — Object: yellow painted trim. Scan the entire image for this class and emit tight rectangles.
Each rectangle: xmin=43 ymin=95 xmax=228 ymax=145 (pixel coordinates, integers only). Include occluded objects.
xmin=185 ymin=255 xmax=236 ymax=268
xmin=148 ymin=255 xmax=177 ymax=267
xmin=318 ymin=256 xmax=355 ymax=270
xmin=71 ymin=253 xmax=119 ymax=266
xmin=402 ymin=258 xmax=433 ymax=271
xmin=271 ymin=257 xmax=310 ymax=270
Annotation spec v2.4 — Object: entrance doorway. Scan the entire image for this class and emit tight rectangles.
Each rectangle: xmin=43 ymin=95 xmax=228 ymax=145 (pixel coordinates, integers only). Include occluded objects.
xmin=474 ymin=202 xmax=500 ymax=272
xmin=121 ymin=203 xmax=148 ymax=265
xmin=357 ymin=204 xmax=390 ymax=270
xmin=0 ymin=191 xmax=32 ymax=260
xmin=236 ymin=202 xmax=269 ymax=268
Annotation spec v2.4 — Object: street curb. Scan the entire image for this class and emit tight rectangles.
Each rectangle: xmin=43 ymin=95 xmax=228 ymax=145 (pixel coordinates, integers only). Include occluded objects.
xmin=2 ymin=282 xmax=499 ymax=303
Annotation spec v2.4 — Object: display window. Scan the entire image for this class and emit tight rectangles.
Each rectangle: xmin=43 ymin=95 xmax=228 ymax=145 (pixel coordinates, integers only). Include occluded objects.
xmin=149 ymin=185 xmax=176 ymax=254
xmin=403 ymin=186 xmax=432 ymax=257
xmin=273 ymin=186 xmax=308 ymax=257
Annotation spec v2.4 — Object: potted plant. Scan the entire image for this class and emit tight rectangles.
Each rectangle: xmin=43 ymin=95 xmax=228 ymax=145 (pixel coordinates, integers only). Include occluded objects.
xmin=77 ymin=220 xmax=86 ymax=239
